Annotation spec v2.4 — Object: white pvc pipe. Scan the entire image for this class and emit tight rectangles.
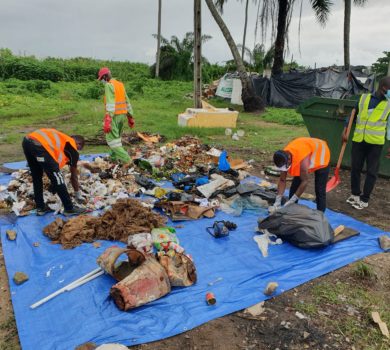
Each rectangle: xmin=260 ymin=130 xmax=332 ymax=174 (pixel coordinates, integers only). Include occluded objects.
xmin=30 ymin=267 xmax=103 ymax=309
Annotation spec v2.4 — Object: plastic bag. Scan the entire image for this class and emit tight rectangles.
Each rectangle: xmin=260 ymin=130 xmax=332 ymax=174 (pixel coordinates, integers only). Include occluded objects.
xmin=258 ymin=203 xmax=334 ymax=249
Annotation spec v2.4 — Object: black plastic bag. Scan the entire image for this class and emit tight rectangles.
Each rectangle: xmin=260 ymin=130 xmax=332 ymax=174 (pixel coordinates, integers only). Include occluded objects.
xmin=258 ymin=204 xmax=334 ymax=249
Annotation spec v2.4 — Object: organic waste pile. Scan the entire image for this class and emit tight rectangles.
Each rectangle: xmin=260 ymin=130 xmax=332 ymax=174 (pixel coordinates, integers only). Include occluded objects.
xmin=43 ymin=198 xmax=167 ymax=249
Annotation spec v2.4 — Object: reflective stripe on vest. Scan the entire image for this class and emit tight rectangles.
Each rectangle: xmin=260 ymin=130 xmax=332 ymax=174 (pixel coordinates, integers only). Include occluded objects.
xmin=111 ymin=79 xmax=128 ymax=115
xmin=28 ymin=129 xmax=76 ymax=168
xmin=107 ymin=138 xmax=123 ymax=148
xmin=309 ymin=139 xmax=327 ymax=171
xmin=106 ymin=103 xmax=115 ymax=113
xmin=284 ymin=137 xmax=330 ymax=177
xmin=353 ymin=94 xmax=390 ymax=145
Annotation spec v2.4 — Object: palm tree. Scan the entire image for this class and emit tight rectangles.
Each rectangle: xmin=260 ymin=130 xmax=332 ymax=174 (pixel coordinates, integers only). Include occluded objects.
xmin=206 ymin=0 xmax=265 ymax=112
xmin=272 ymin=0 xmax=332 ymax=75
xmin=151 ymin=32 xmax=212 ymax=81
xmin=344 ymin=0 xmax=367 ymax=71
xmin=241 ymin=0 xmax=250 ymax=60
xmin=216 ymin=1 xmax=257 ymax=63
xmin=237 ymin=43 xmax=275 ymax=73
xmin=155 ymin=0 xmax=162 ymax=78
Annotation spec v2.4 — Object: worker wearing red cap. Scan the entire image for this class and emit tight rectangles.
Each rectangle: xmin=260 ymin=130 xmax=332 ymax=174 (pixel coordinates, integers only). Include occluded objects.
xmin=97 ymin=67 xmax=135 ymax=163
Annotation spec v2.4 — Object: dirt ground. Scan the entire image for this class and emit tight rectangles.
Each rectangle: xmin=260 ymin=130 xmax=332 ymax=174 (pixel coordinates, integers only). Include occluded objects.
xmin=0 ymin=150 xmax=389 ymax=350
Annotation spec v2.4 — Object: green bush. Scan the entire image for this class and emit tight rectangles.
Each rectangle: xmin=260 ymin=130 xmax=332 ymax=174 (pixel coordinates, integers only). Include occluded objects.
xmin=0 ymin=49 xmax=150 ymax=82
xmin=202 ymin=63 xmax=228 ymax=83
xmin=79 ymin=82 xmax=104 ymax=99
xmin=0 ymin=78 xmax=54 ymax=96
xmin=24 ymin=80 xmax=51 ymax=93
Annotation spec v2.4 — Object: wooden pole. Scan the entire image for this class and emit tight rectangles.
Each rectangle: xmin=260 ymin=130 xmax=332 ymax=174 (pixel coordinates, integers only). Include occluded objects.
xmin=155 ymin=0 xmax=162 ymax=78
xmin=194 ymin=0 xmax=202 ymax=108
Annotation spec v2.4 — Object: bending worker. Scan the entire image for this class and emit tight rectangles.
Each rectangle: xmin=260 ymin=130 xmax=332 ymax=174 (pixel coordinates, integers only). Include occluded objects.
xmin=342 ymin=76 xmax=390 ymax=210
xmin=272 ymin=137 xmax=330 ymax=212
xmin=97 ymin=67 xmax=135 ymax=163
xmin=22 ymin=128 xmax=86 ymax=216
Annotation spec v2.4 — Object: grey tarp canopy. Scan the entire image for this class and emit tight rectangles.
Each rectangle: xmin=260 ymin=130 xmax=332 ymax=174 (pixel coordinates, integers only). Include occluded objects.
xmin=251 ymin=68 xmax=375 ymax=108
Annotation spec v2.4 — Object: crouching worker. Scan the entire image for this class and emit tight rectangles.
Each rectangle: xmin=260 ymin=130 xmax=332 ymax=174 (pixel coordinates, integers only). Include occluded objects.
xmin=272 ymin=137 xmax=330 ymax=212
xmin=22 ymin=128 xmax=87 ymax=216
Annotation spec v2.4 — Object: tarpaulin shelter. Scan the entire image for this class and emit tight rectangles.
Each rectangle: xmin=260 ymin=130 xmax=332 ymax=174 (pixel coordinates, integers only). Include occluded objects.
xmin=216 ymin=68 xmax=375 ymax=108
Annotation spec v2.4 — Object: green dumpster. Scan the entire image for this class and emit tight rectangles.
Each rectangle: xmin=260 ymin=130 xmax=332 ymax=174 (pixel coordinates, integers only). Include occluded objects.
xmin=297 ymin=97 xmax=390 ymax=177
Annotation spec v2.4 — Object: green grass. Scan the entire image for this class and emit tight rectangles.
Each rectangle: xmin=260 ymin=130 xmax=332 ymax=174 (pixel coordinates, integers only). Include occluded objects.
xmin=0 ymin=79 xmax=306 ymax=163
xmin=353 ymin=261 xmax=376 ymax=280
xmin=308 ymin=280 xmax=390 ymax=349
xmin=293 ymin=301 xmax=318 ymax=316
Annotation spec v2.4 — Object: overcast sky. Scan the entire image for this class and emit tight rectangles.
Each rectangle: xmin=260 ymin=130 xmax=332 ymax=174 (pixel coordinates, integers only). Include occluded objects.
xmin=0 ymin=0 xmax=388 ymax=68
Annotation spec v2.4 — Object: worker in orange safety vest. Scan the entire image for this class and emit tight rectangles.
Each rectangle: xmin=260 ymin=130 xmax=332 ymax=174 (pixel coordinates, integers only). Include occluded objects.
xmin=272 ymin=137 xmax=331 ymax=212
xmin=97 ymin=67 xmax=135 ymax=163
xmin=22 ymin=128 xmax=86 ymax=216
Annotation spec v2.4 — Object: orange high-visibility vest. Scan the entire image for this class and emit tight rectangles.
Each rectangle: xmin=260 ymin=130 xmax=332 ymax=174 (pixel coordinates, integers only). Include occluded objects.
xmin=28 ymin=129 xmax=77 ymax=169
xmin=104 ymin=79 xmax=128 ymax=115
xmin=284 ymin=137 xmax=330 ymax=177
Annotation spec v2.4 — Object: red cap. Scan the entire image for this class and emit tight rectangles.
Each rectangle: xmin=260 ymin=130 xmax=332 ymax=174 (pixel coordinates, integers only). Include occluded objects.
xmin=97 ymin=67 xmax=110 ymax=80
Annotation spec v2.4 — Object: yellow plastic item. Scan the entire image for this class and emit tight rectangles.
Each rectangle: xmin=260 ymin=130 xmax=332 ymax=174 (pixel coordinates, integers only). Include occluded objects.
xmin=178 ymin=101 xmax=238 ymax=128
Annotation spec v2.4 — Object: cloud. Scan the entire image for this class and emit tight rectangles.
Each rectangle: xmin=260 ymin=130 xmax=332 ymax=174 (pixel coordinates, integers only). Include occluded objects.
xmin=0 ymin=0 xmax=388 ymax=67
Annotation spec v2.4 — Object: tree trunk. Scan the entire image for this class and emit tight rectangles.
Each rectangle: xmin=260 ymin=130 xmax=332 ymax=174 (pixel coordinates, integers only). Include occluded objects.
xmin=272 ymin=0 xmax=289 ymax=76
xmin=155 ymin=0 xmax=162 ymax=78
xmin=241 ymin=0 xmax=249 ymax=62
xmin=194 ymin=0 xmax=202 ymax=108
xmin=344 ymin=0 xmax=351 ymax=71
xmin=205 ymin=0 xmax=264 ymax=112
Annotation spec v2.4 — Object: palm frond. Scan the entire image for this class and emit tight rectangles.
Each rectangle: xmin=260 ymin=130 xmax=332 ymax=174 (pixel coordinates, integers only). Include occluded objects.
xmin=152 ymin=34 xmax=170 ymax=45
xmin=214 ymin=0 xmax=227 ymax=13
xmin=353 ymin=0 xmax=367 ymax=6
xmin=309 ymin=0 xmax=333 ymax=25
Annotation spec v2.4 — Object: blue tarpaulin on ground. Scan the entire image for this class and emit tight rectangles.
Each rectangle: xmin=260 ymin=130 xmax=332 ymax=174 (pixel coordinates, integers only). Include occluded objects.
xmin=0 ymin=159 xmax=388 ymax=350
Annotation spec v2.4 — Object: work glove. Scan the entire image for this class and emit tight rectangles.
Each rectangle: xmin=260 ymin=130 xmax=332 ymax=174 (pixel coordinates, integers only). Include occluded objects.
xmin=103 ymin=114 xmax=112 ymax=134
xmin=127 ymin=113 xmax=135 ymax=129
xmin=273 ymin=195 xmax=282 ymax=209
xmin=268 ymin=195 xmax=282 ymax=214
xmin=284 ymin=194 xmax=299 ymax=207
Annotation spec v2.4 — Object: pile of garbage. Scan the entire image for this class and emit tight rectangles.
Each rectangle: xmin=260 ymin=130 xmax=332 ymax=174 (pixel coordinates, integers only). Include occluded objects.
xmin=130 ymin=135 xmax=214 ymax=177
xmin=0 ymin=157 xmax=141 ymax=216
xmin=43 ymin=198 xmax=167 ymax=249
xmin=0 ymin=136 xmax=279 ymax=221
xmin=31 ymin=227 xmax=196 ymax=312
xmin=0 ymin=136 xmax=241 ymax=215
xmin=97 ymin=227 xmax=197 ymax=311
xmin=85 ymin=130 xmax=166 ymax=146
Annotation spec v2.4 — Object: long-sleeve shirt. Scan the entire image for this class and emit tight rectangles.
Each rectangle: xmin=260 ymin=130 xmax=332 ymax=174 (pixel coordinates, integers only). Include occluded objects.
xmin=104 ymin=80 xmax=133 ymax=117
xmin=345 ymin=93 xmax=390 ymax=140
